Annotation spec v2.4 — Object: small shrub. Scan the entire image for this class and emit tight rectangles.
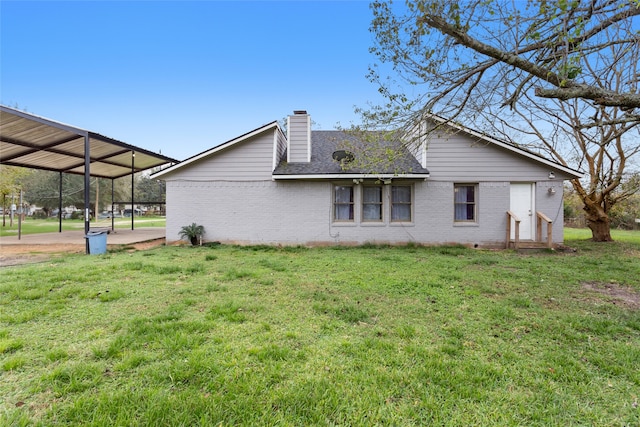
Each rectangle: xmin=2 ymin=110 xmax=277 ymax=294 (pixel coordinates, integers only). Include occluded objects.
xmin=179 ymin=223 xmax=205 ymax=246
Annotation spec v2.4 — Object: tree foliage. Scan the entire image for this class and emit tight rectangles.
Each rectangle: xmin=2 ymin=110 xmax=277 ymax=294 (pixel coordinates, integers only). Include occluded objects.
xmin=0 ymin=166 xmax=30 ymax=208
xmin=364 ymin=0 xmax=640 ymax=241
xmin=135 ymin=173 xmax=166 ymax=205
xmin=17 ymin=171 xmax=146 ymax=214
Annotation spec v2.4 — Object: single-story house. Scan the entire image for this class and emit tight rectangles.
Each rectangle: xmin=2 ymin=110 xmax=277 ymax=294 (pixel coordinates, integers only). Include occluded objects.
xmin=152 ymin=110 xmax=582 ymax=248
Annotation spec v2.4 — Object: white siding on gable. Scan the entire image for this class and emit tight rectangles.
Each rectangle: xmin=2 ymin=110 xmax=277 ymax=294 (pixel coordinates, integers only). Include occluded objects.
xmin=163 ymin=131 xmax=276 ymax=182
xmin=425 ymin=133 xmax=556 ymax=182
xmin=404 ymin=121 xmax=433 ymax=168
xmin=273 ymin=128 xmax=287 ymax=171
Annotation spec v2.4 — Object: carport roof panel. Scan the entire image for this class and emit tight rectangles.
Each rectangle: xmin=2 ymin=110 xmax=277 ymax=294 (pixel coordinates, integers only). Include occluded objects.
xmin=0 ymin=105 xmax=178 ymax=179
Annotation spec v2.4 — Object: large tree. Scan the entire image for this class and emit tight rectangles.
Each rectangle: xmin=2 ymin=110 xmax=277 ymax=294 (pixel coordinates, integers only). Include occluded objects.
xmin=364 ymin=0 xmax=640 ymax=241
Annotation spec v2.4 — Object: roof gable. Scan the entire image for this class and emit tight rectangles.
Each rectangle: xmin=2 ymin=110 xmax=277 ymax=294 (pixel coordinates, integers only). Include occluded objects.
xmin=418 ymin=114 xmax=582 ymax=179
xmin=152 ymin=121 xmax=281 ymax=179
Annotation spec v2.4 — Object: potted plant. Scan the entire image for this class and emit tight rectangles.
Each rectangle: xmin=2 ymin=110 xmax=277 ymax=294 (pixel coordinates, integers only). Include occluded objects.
xmin=179 ymin=223 xmax=205 ymax=246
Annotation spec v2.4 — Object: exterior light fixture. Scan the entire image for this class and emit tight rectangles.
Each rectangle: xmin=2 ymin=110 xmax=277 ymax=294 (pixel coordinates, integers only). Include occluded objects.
xmin=548 ymin=172 xmax=555 ymax=179
xmin=548 ymin=187 xmax=556 ymax=195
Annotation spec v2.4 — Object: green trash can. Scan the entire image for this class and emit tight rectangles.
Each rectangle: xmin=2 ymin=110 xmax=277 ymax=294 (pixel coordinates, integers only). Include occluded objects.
xmin=86 ymin=231 xmax=107 ymax=255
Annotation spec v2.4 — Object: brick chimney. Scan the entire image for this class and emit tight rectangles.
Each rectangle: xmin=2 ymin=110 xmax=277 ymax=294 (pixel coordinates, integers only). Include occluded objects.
xmin=287 ymin=110 xmax=311 ymax=163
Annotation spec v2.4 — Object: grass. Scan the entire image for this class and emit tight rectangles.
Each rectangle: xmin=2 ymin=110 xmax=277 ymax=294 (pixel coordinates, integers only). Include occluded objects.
xmin=0 ymin=217 xmax=166 ymax=237
xmin=564 ymin=226 xmax=640 ymax=244
xmin=0 ymin=235 xmax=639 ymax=425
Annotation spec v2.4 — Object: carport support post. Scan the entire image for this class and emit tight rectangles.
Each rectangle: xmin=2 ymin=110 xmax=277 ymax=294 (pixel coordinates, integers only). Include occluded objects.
xmin=84 ymin=134 xmax=91 ymax=254
xmin=111 ymin=179 xmax=115 ymax=231
xmin=131 ymin=151 xmax=135 ymax=231
xmin=58 ymin=171 xmax=63 ymax=233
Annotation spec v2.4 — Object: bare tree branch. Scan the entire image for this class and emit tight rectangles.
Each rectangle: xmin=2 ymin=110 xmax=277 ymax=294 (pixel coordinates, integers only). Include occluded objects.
xmin=364 ymin=0 xmax=640 ymax=241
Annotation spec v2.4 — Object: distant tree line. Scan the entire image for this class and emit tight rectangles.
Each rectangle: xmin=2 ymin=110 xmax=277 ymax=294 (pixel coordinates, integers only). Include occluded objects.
xmin=1 ymin=166 xmax=166 ymax=218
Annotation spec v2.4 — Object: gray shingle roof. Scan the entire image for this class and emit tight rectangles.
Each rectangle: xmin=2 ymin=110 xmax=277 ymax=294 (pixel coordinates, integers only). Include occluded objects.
xmin=273 ymin=130 xmax=429 ymax=176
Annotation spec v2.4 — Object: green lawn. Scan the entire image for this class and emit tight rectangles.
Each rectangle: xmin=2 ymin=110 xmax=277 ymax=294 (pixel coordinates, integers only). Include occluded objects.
xmin=1 ymin=239 xmax=639 ymax=426
xmin=564 ymin=227 xmax=640 ymax=244
xmin=0 ymin=217 xmax=166 ymax=237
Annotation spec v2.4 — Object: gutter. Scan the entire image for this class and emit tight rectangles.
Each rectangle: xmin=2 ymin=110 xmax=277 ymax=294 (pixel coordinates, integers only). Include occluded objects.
xmin=272 ymin=173 xmax=430 ymax=181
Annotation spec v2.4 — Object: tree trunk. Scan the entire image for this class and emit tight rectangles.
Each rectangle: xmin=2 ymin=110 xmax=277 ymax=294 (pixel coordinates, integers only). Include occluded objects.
xmin=586 ymin=216 xmax=613 ymax=242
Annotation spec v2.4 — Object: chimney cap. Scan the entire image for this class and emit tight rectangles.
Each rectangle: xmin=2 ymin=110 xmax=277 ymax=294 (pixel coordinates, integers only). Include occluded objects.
xmin=293 ymin=110 xmax=308 ymax=115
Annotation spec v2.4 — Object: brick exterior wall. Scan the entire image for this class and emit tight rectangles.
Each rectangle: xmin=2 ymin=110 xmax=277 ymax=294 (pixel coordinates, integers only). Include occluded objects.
xmin=165 ymin=179 xmax=564 ymax=247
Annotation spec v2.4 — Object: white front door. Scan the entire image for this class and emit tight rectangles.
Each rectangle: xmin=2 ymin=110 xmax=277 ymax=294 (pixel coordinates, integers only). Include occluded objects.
xmin=510 ymin=183 xmax=535 ymax=240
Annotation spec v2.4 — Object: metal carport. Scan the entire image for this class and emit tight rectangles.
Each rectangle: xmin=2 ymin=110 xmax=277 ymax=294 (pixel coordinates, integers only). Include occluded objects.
xmin=0 ymin=105 xmax=177 ymax=253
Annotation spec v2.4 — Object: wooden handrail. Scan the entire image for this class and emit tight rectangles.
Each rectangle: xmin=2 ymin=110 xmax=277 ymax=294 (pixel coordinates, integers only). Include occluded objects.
xmin=506 ymin=210 xmax=521 ymax=249
xmin=536 ymin=211 xmax=553 ymax=249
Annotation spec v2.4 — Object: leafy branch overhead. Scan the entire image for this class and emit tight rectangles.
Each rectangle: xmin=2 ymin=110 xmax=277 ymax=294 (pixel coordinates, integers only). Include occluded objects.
xmin=334 ymin=130 xmax=418 ymax=176
xmin=369 ymin=0 xmax=640 ymax=127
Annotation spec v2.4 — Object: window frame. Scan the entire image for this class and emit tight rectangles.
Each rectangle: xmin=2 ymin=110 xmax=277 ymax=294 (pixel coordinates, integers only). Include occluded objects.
xmin=390 ymin=184 xmax=413 ymax=223
xmin=333 ymin=185 xmax=355 ymax=222
xmin=361 ymin=185 xmax=384 ymax=222
xmin=454 ymin=183 xmax=478 ymax=223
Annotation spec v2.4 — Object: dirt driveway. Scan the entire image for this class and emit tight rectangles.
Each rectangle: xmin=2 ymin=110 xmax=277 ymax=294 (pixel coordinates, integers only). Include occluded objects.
xmin=0 ymin=239 xmax=165 ymax=267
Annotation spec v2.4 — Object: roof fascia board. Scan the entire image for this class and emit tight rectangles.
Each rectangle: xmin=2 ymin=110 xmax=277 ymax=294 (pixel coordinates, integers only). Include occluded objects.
xmin=272 ymin=173 xmax=430 ymax=180
xmin=424 ymin=114 xmax=583 ymax=178
xmin=153 ymin=121 xmax=279 ymax=179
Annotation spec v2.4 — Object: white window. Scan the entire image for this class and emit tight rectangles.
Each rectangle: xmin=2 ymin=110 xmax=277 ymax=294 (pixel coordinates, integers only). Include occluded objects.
xmin=454 ymin=184 xmax=477 ymax=222
xmin=391 ymin=185 xmax=412 ymax=222
xmin=362 ymin=186 xmax=383 ymax=222
xmin=334 ymin=186 xmax=354 ymax=221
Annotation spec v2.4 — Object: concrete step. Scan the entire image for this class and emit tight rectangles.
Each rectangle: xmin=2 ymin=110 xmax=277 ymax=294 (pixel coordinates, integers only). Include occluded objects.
xmin=514 ymin=241 xmax=554 ymax=253
xmin=507 ymin=240 xmax=553 ymax=252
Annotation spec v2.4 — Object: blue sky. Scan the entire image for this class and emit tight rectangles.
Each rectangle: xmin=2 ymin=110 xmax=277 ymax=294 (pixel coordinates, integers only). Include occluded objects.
xmin=1 ymin=0 xmax=385 ymax=160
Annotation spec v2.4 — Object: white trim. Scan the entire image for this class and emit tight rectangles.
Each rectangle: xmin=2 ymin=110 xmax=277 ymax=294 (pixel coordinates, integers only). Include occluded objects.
xmin=152 ymin=122 xmax=280 ymax=179
xmin=272 ymin=173 xmax=430 ymax=180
